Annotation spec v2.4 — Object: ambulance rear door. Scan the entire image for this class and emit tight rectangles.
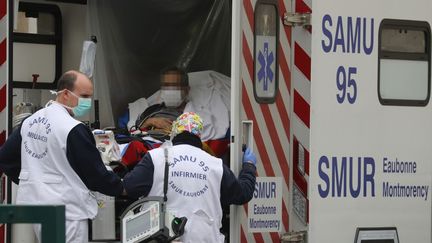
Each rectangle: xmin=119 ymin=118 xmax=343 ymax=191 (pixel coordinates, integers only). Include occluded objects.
xmin=231 ymin=0 xmax=292 ymax=242
xmin=309 ymin=0 xmax=432 ymax=242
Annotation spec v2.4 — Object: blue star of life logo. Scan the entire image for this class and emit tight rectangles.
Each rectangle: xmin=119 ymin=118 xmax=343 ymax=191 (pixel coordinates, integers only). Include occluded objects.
xmin=257 ymin=42 xmax=274 ymax=91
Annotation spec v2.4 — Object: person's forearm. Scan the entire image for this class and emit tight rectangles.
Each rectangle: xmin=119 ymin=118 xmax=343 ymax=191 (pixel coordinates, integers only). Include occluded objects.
xmin=67 ymin=124 xmax=124 ymax=196
xmin=220 ymin=163 xmax=257 ymax=206
xmin=235 ymin=163 xmax=256 ymax=203
xmin=123 ymin=154 xmax=154 ymax=199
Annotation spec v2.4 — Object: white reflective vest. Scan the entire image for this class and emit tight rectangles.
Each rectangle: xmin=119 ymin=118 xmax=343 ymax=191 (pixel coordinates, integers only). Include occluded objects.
xmin=17 ymin=102 xmax=98 ymax=220
xmin=148 ymin=144 xmax=225 ymax=243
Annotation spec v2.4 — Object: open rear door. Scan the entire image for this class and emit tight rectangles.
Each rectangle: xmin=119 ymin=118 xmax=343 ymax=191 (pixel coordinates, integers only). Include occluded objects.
xmin=231 ymin=0 xmax=292 ymax=242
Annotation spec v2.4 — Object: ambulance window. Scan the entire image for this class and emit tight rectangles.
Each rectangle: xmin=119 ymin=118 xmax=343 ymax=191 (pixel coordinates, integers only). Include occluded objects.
xmin=253 ymin=0 xmax=279 ymax=104
xmin=13 ymin=2 xmax=62 ymax=89
xmin=15 ymin=12 xmax=55 ymax=35
xmin=378 ymin=19 xmax=431 ymax=106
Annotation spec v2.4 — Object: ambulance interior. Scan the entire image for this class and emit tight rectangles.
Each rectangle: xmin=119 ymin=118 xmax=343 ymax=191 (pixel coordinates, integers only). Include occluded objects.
xmin=11 ymin=0 xmax=233 ymax=241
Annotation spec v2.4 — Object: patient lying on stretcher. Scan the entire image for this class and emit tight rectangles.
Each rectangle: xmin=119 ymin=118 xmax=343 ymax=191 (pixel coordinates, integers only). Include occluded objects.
xmin=118 ymin=68 xmax=231 ymax=170
xmin=130 ymin=67 xmax=230 ymax=142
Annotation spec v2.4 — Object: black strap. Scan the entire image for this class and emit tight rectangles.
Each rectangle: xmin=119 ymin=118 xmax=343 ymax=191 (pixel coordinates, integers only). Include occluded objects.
xmin=163 ymin=147 xmax=169 ymax=202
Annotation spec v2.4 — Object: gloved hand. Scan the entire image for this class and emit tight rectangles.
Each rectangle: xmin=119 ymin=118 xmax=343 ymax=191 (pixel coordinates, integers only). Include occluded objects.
xmin=242 ymin=147 xmax=256 ymax=166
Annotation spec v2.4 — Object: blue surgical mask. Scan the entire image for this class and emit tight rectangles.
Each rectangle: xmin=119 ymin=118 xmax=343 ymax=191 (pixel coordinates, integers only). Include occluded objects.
xmin=68 ymin=91 xmax=92 ymax=117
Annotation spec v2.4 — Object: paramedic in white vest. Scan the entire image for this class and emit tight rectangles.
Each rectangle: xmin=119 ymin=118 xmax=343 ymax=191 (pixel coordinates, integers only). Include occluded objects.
xmin=123 ymin=112 xmax=257 ymax=243
xmin=0 ymin=70 xmax=124 ymax=243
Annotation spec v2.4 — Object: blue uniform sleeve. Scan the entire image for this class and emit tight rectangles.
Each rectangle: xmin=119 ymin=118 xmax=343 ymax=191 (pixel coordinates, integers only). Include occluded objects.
xmin=220 ymin=163 xmax=256 ymax=207
xmin=122 ymin=153 xmax=155 ymax=199
xmin=0 ymin=127 xmax=22 ymax=184
xmin=66 ymin=124 xmax=123 ymax=196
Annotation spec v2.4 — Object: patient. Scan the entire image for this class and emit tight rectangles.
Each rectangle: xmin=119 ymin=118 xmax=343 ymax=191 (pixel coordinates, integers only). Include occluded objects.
xmin=130 ymin=67 xmax=230 ymax=143
xmin=120 ymin=67 xmax=230 ymax=169
xmin=134 ymin=67 xmax=188 ymax=135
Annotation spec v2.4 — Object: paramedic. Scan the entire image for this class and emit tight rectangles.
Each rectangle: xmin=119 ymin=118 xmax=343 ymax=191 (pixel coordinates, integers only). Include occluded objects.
xmin=123 ymin=112 xmax=256 ymax=243
xmin=0 ymin=70 xmax=124 ymax=243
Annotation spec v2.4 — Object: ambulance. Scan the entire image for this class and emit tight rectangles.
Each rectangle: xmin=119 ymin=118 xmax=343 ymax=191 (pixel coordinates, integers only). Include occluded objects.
xmin=0 ymin=0 xmax=431 ymax=242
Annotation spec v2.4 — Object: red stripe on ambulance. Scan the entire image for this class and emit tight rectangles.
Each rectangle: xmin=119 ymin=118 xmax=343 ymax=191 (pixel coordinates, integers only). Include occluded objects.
xmin=304 ymin=147 xmax=309 ymax=175
xmin=0 ymin=85 xmax=5 ymax=112
xmin=275 ymin=91 xmax=290 ymax=142
xmin=0 ymin=130 xmax=5 ymax=145
xmin=294 ymin=42 xmax=311 ymax=81
xmin=293 ymin=90 xmax=310 ymax=128
xmin=278 ymin=42 xmax=291 ymax=95
xmin=253 ymin=232 xmax=265 ymax=243
xmin=0 ymin=0 xmax=5 ymax=22
xmin=0 ymin=39 xmax=5 ymax=66
xmin=295 ymin=0 xmax=311 ymax=15
xmin=243 ymin=0 xmax=254 ymax=30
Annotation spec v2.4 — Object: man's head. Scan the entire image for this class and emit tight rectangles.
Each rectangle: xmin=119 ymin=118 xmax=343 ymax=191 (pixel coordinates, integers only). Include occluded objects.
xmin=160 ymin=67 xmax=189 ymax=108
xmin=56 ymin=70 xmax=93 ymax=117
xmin=171 ymin=112 xmax=203 ymax=139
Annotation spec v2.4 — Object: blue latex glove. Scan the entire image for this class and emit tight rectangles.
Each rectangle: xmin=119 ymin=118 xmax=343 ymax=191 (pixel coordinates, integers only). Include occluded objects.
xmin=243 ymin=147 xmax=257 ymax=166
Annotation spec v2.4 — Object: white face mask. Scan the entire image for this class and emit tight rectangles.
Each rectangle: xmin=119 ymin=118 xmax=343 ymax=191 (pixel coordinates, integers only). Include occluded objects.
xmin=161 ymin=89 xmax=184 ymax=108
